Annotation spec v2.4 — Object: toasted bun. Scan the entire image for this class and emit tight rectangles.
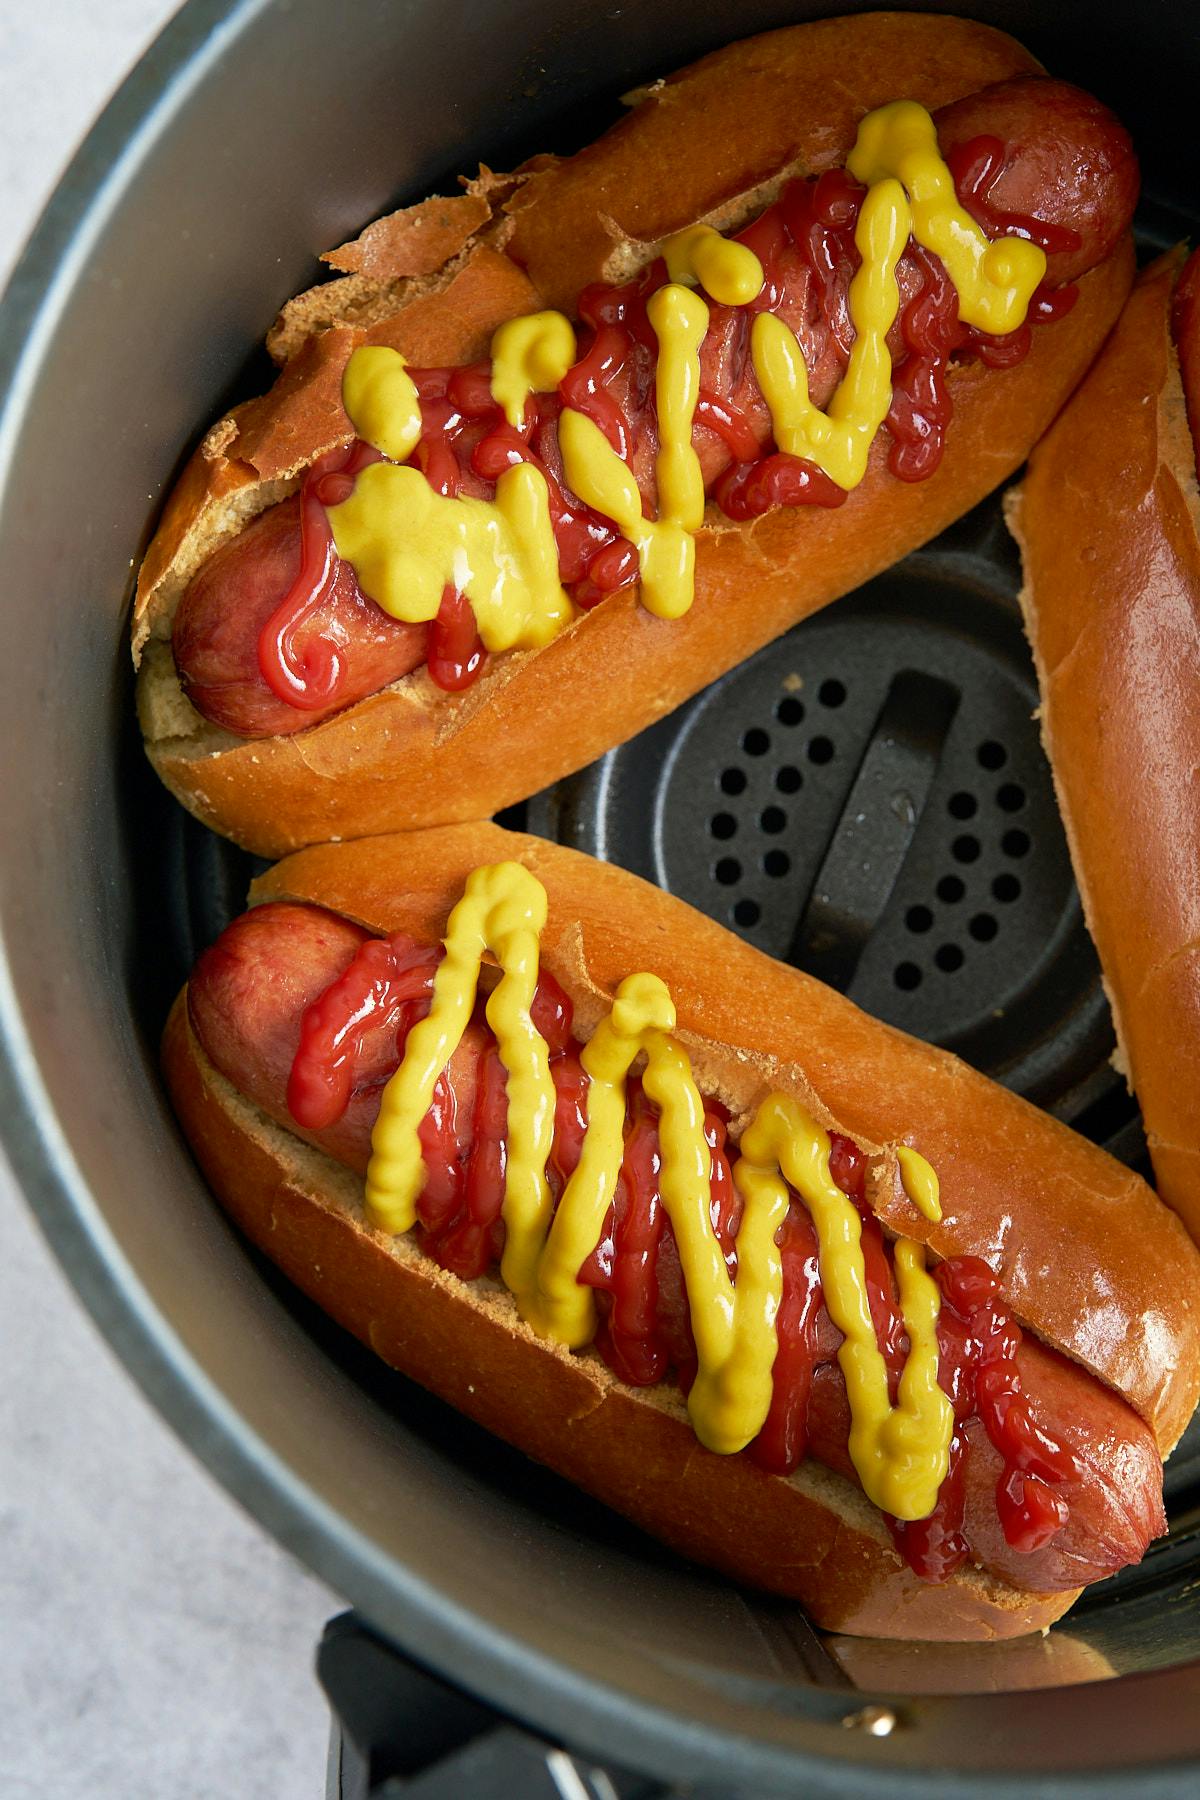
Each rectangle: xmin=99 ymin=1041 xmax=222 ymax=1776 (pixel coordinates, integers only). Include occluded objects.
xmin=163 ymin=824 xmax=1200 ymax=1635
xmin=244 ymin=825 xmax=1200 ymax=1453
xmin=1009 ymin=253 xmax=1200 ymax=1241
xmin=164 ymin=999 xmax=1080 ymax=1640
xmin=498 ymin=12 xmax=1040 ymax=312
xmin=132 ymin=16 xmax=1135 ymax=857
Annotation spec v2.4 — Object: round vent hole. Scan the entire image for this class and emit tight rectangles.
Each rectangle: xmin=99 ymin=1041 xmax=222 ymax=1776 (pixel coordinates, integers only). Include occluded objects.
xmin=969 ymin=913 xmax=998 ymax=942
xmin=906 ymin=905 xmax=933 ymax=934
xmin=894 ymin=962 xmax=922 ymax=991
xmin=952 ymin=834 xmax=981 ymax=864
xmin=743 ymin=727 xmax=770 ymax=756
xmin=776 ymin=696 xmax=805 ymax=727
xmin=808 ymin=736 xmax=835 ymax=765
xmin=776 ymin=765 xmax=803 ymax=795
xmin=992 ymin=872 xmax=1021 ymax=903
xmin=733 ymin=898 xmax=761 ymax=927
xmin=715 ymin=857 xmax=741 ymax=885
xmin=818 ymin=678 xmax=847 ymax=709
xmin=937 ymin=875 xmax=965 ymax=905
xmin=997 ymin=782 xmax=1025 ymax=813
xmin=760 ymin=806 xmax=787 ymax=835
xmin=710 ymin=812 xmax=737 ymax=840
xmin=720 ymin=767 xmax=747 ymax=796
xmin=977 ymin=739 xmax=1007 ymax=771
xmin=1002 ymin=828 xmax=1031 ymax=859
xmin=935 ymin=943 xmax=965 ymax=973
xmin=948 ymin=791 xmax=977 ymax=820
xmin=763 ymin=849 xmax=791 ymax=877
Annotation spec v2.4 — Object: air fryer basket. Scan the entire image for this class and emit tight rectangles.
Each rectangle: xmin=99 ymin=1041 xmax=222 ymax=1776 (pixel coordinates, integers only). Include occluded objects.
xmin=3 ymin=1 xmax=1200 ymax=1793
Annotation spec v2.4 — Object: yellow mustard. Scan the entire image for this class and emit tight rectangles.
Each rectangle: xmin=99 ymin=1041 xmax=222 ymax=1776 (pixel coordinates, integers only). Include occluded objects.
xmin=752 ymin=177 xmax=912 ymax=490
xmin=527 ymin=971 xmax=678 ymax=1347
xmin=846 ymin=100 xmax=1045 ymax=335
xmin=340 ymin=346 xmax=425 ymax=463
xmin=896 ymin=1144 xmax=941 ymax=1222
xmin=329 ymin=101 xmax=1044 ymax=653
xmin=364 ymin=863 xmax=557 ymax=1278
xmin=329 ymin=354 xmax=573 ymax=654
xmin=664 ymin=222 xmax=765 ymax=307
xmin=672 ymin=99 xmax=1043 ymax=506
xmin=558 ymin=281 xmax=709 ymax=620
xmin=364 ymin=862 xmax=952 ymax=1512
xmin=753 ymin=100 xmax=1048 ymax=493
xmin=530 ymin=968 xmax=786 ymax=1451
xmin=643 ymin=1031 xmax=787 ymax=1455
xmin=735 ymin=1095 xmax=952 ymax=1519
xmin=490 ymin=311 xmax=578 ymax=431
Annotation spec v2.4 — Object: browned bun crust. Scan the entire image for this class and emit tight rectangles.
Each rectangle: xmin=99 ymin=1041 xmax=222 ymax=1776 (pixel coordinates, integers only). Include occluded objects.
xmin=133 ymin=17 xmax=1135 ymax=858
xmin=164 ymin=999 xmax=1081 ymax=1639
xmin=164 ymin=1039 xmax=1084 ymax=1640
xmin=139 ymin=251 xmax=1135 ymax=856
xmin=244 ymin=824 xmax=1200 ymax=1454
xmin=502 ymin=13 xmax=1040 ymax=311
xmin=1009 ymin=253 xmax=1200 ymax=1242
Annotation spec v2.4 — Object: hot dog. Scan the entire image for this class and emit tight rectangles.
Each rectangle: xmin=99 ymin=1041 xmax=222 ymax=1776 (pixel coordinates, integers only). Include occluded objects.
xmin=162 ymin=824 xmax=1200 ymax=1640
xmin=134 ymin=15 xmax=1138 ymax=857
xmin=1009 ymin=251 xmax=1200 ymax=1242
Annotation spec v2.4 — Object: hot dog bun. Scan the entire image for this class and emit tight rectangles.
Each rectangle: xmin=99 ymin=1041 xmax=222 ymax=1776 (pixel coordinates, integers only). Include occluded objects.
xmin=162 ymin=824 xmax=1200 ymax=1640
xmin=133 ymin=14 xmax=1137 ymax=858
xmin=1008 ymin=252 xmax=1200 ymax=1242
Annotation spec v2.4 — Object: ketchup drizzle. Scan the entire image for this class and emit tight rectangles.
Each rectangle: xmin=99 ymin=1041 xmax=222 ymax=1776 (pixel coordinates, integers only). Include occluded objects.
xmin=257 ymin=439 xmax=383 ymax=709
xmin=884 ymin=1256 xmax=1081 ymax=1578
xmin=258 ymin=135 xmax=1072 ymax=714
xmin=420 ymin=967 xmax=578 ymax=1277
xmin=946 ymin=136 xmax=1084 ymax=257
xmin=289 ymin=941 xmax=1081 ymax=1582
xmin=584 ymin=1087 xmax=671 ymax=1389
xmin=427 ymin=586 xmax=487 ymax=692
xmin=425 ymin=1041 xmax=508 ymax=1277
xmin=287 ymin=929 xmax=439 ymax=1130
xmin=747 ymin=1204 xmax=823 ymax=1475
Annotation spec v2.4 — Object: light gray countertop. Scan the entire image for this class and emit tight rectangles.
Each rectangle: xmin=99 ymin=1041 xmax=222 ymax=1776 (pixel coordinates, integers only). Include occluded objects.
xmin=1 ymin=8 xmax=337 ymax=1796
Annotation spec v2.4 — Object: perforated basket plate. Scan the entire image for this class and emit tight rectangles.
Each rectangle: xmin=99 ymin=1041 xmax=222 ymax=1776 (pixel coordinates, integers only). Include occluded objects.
xmin=142 ymin=200 xmax=1200 ymax=1678
xmin=524 ymin=498 xmax=1141 ymax=1157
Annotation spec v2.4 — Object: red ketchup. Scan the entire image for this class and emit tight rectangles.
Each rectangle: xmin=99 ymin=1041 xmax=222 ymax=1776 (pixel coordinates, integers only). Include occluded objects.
xmin=257 ymin=439 xmax=384 ymax=709
xmin=888 ymin=1256 xmax=1080 ymax=1578
xmin=427 ymin=586 xmax=486 ymax=692
xmin=746 ymin=1136 xmax=1078 ymax=1580
xmin=288 ymin=937 xmax=1083 ymax=1582
xmin=287 ymin=930 xmax=440 ymax=1129
xmin=579 ymin=1085 xmax=670 ymax=1388
xmin=259 ymin=135 xmax=1071 ymax=713
xmin=418 ymin=970 xmax=577 ymax=1276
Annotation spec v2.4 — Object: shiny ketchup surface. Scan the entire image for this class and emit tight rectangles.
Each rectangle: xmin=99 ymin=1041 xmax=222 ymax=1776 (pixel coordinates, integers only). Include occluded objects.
xmin=259 ymin=133 xmax=1072 ymax=710
xmin=290 ymin=926 xmax=1078 ymax=1582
